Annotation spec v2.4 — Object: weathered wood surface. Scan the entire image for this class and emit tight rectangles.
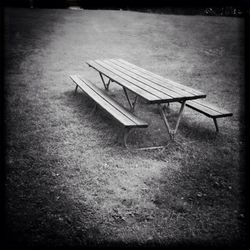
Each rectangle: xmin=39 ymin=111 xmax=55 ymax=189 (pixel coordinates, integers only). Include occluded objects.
xmin=70 ymin=75 xmax=148 ymax=128
xmin=86 ymin=59 xmax=206 ymax=103
xmin=186 ymin=99 xmax=233 ymax=118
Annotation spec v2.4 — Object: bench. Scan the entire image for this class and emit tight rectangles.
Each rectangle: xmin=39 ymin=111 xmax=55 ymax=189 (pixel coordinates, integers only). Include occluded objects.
xmin=185 ymin=99 xmax=233 ymax=132
xmin=70 ymin=75 xmax=148 ymax=148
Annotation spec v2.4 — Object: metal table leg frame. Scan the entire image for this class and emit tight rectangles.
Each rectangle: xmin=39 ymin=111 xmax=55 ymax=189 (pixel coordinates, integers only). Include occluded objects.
xmin=99 ymin=73 xmax=111 ymax=91
xmin=158 ymin=101 xmax=186 ymax=140
xmin=123 ymin=87 xmax=138 ymax=112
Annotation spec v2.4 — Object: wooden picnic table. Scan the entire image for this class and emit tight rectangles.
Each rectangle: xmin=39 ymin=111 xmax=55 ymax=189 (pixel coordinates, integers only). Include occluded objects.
xmin=86 ymin=58 xmax=206 ymax=139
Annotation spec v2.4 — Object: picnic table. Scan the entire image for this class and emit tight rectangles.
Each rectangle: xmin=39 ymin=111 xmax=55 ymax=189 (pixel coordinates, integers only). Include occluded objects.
xmin=86 ymin=58 xmax=206 ymax=139
xmin=70 ymin=58 xmax=232 ymax=148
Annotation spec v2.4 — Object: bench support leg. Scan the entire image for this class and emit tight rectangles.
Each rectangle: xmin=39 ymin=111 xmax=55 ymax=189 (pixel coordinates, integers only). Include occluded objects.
xmin=123 ymin=87 xmax=138 ymax=112
xmin=213 ymin=118 xmax=219 ymax=132
xmin=123 ymin=127 xmax=132 ymax=148
xmin=99 ymin=73 xmax=111 ymax=91
xmin=158 ymin=101 xmax=186 ymax=140
xmin=74 ymin=85 xmax=78 ymax=94
xmin=90 ymin=103 xmax=97 ymax=114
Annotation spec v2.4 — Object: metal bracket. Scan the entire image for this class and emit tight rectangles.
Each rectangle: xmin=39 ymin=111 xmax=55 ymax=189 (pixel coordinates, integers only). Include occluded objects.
xmin=123 ymin=87 xmax=138 ymax=112
xmin=158 ymin=100 xmax=186 ymax=140
xmin=99 ymin=73 xmax=111 ymax=91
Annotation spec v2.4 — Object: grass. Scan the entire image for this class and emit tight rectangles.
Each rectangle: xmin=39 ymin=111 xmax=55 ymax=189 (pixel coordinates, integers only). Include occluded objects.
xmin=4 ymin=7 xmax=247 ymax=248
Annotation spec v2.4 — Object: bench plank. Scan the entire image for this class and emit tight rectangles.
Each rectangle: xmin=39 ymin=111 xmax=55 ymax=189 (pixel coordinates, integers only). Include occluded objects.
xmin=70 ymin=75 xmax=148 ymax=128
xmin=80 ymin=76 xmax=149 ymax=127
xmin=185 ymin=99 xmax=233 ymax=132
xmin=186 ymin=100 xmax=233 ymax=118
xmin=86 ymin=61 xmax=160 ymax=103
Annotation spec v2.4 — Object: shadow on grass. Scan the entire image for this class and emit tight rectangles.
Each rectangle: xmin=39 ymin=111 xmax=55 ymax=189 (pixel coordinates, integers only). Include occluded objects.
xmin=63 ymin=89 xmax=156 ymax=149
xmin=180 ymin=118 xmax=218 ymax=141
xmin=147 ymin=120 xmax=246 ymax=247
xmin=63 ymin=89 xmax=233 ymax=155
xmin=5 ymin=151 xmax=109 ymax=248
xmin=151 ymin=156 xmax=247 ymax=247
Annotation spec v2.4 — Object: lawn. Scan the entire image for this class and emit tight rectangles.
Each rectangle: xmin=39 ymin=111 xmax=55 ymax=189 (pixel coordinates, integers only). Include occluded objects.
xmin=4 ymin=7 xmax=247 ymax=248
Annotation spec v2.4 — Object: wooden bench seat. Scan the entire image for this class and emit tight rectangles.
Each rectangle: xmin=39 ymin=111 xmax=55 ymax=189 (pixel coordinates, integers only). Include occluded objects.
xmin=185 ymin=99 xmax=233 ymax=132
xmin=70 ymin=75 xmax=148 ymax=147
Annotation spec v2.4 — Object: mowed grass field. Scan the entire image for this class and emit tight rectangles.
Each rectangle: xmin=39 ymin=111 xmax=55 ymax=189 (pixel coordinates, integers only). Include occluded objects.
xmin=4 ymin=8 xmax=246 ymax=248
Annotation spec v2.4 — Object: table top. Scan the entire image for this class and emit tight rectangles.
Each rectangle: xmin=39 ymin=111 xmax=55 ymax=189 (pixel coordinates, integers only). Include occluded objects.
xmin=86 ymin=58 xmax=206 ymax=104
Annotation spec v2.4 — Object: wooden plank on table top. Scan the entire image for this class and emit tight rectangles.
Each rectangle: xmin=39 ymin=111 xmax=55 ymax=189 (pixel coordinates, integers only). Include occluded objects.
xmin=116 ymin=58 xmax=205 ymax=97
xmin=104 ymin=59 xmax=194 ymax=100
xmin=109 ymin=58 xmax=205 ymax=99
xmin=95 ymin=60 xmax=176 ymax=101
xmin=94 ymin=60 xmax=169 ymax=100
xmin=86 ymin=60 xmax=160 ymax=101
xmin=187 ymin=100 xmax=233 ymax=117
xmin=86 ymin=61 xmax=160 ymax=102
xmin=116 ymin=58 xmax=202 ymax=95
xmin=70 ymin=75 xmax=148 ymax=127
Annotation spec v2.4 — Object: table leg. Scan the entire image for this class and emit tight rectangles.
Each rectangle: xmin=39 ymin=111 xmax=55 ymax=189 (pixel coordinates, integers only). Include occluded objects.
xmin=158 ymin=101 xmax=186 ymax=139
xmin=123 ymin=87 xmax=138 ymax=112
xmin=99 ymin=72 xmax=111 ymax=91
